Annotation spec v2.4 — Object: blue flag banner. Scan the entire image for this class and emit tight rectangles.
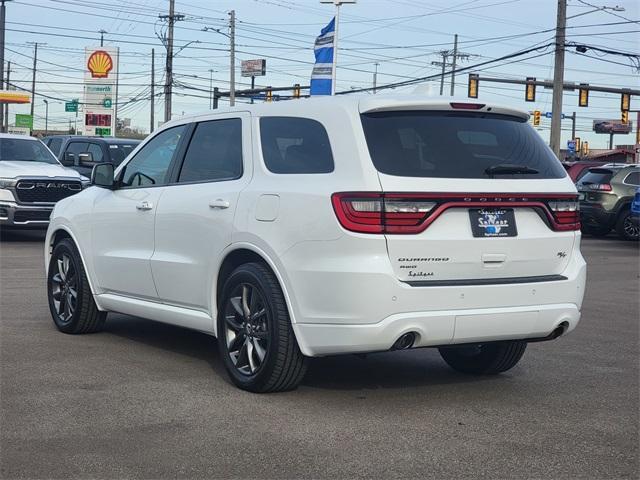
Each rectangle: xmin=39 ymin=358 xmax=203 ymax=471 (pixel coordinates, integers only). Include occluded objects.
xmin=310 ymin=17 xmax=335 ymax=96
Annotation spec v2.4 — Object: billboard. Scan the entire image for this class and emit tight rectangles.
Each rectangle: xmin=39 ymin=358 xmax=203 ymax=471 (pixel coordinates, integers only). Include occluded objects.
xmin=83 ymin=46 xmax=118 ymax=136
xmin=593 ymin=119 xmax=633 ymax=134
xmin=241 ymin=59 xmax=266 ymax=77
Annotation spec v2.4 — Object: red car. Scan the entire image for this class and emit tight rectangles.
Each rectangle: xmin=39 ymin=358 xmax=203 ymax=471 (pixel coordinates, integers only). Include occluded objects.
xmin=563 ymin=160 xmax=609 ymax=182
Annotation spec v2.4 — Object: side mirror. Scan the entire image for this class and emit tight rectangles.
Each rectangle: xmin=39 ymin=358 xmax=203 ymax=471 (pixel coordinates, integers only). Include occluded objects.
xmin=61 ymin=152 xmax=75 ymax=166
xmin=91 ymin=162 xmax=115 ymax=188
xmin=78 ymin=152 xmax=96 ymax=167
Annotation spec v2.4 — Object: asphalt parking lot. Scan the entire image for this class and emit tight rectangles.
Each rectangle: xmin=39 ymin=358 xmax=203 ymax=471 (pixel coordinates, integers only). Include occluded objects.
xmin=0 ymin=230 xmax=638 ymax=479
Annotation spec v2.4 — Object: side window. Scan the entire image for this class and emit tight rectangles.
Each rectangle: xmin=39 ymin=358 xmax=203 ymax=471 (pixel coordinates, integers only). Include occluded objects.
xmin=260 ymin=117 xmax=334 ymax=174
xmin=48 ymin=138 xmax=63 ymax=156
xmin=121 ymin=125 xmax=186 ymax=188
xmin=66 ymin=141 xmax=89 ymax=156
xmin=178 ymin=119 xmax=242 ymax=183
xmin=624 ymin=171 xmax=640 ymax=186
xmin=87 ymin=143 xmax=104 ymax=162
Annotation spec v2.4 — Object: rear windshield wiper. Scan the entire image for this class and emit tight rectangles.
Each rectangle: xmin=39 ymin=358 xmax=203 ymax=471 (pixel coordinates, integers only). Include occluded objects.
xmin=485 ymin=164 xmax=539 ymax=176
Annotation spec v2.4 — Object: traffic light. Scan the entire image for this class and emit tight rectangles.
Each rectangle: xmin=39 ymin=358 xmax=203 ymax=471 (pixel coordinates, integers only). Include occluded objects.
xmin=622 ymin=110 xmax=629 ymax=124
xmin=621 ymin=92 xmax=631 ymax=112
xmin=468 ymin=74 xmax=479 ymax=99
xmin=525 ymin=77 xmax=536 ymax=102
xmin=582 ymin=141 xmax=589 ymax=156
xmin=266 ymin=86 xmax=273 ymax=102
xmin=533 ymin=110 xmax=541 ymax=126
xmin=574 ymin=137 xmax=581 ymax=153
xmin=293 ymin=83 xmax=301 ymax=99
xmin=578 ymin=84 xmax=589 ymax=107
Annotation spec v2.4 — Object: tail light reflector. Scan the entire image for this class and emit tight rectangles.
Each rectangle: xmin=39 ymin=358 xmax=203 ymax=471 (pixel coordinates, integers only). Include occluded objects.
xmin=587 ymin=183 xmax=612 ymax=191
xmin=547 ymin=200 xmax=580 ymax=230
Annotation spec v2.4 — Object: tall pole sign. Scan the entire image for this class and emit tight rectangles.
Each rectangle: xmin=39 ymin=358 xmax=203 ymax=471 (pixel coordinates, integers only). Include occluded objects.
xmin=84 ymin=46 xmax=118 ymax=136
xmin=319 ymin=0 xmax=356 ymax=95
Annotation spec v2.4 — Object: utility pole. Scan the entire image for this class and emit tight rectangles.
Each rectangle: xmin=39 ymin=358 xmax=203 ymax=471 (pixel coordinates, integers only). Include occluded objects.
xmin=43 ymin=99 xmax=48 ymax=135
xmin=229 ymin=9 xmax=235 ymax=107
xmin=0 ymin=0 xmax=11 ymax=131
xmin=160 ymin=0 xmax=183 ymax=122
xmin=432 ymin=52 xmax=448 ymax=96
xmin=432 ymin=35 xmax=470 ymax=96
xmin=4 ymin=60 xmax=9 ymax=132
xmin=29 ymin=42 xmax=38 ymax=121
xmin=550 ymin=0 xmax=567 ymax=159
xmin=373 ymin=62 xmax=379 ymax=94
xmin=99 ymin=29 xmax=107 ymax=47
xmin=150 ymin=48 xmax=155 ymax=133
xmin=570 ymin=111 xmax=576 ymax=140
xmin=209 ymin=68 xmax=214 ymax=109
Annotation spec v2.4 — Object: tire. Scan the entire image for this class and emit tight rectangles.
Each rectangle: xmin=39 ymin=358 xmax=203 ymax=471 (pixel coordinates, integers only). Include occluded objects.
xmin=47 ymin=238 xmax=106 ymax=334
xmin=217 ymin=262 xmax=308 ymax=393
xmin=438 ymin=340 xmax=527 ymax=375
xmin=581 ymin=225 xmax=610 ymax=237
xmin=615 ymin=208 xmax=639 ymax=241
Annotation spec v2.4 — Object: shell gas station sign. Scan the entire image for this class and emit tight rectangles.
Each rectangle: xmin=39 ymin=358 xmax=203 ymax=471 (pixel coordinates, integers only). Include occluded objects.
xmin=83 ymin=46 xmax=118 ymax=136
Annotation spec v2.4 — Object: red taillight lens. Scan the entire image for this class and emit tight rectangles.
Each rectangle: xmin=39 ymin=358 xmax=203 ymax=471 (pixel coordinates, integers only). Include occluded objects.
xmin=547 ymin=200 xmax=580 ymax=231
xmin=587 ymin=183 xmax=612 ymax=191
xmin=331 ymin=193 xmax=436 ymax=234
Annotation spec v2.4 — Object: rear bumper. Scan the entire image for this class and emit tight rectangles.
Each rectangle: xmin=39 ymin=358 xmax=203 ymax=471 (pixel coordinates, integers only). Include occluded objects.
xmin=294 ymin=303 xmax=580 ymax=356
xmin=0 ymin=201 xmax=52 ymax=228
xmin=580 ymin=203 xmax=616 ymax=228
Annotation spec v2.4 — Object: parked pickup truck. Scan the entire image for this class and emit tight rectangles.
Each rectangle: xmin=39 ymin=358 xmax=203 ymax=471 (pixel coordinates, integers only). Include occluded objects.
xmin=42 ymin=135 xmax=141 ymax=177
xmin=0 ymin=134 xmax=86 ymax=228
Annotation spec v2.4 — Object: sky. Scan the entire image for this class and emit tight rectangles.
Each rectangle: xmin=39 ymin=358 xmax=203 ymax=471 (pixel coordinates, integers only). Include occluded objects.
xmin=4 ymin=0 xmax=639 ymax=148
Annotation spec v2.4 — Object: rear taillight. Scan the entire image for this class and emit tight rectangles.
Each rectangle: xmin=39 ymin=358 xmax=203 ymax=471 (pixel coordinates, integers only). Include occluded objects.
xmin=332 ymin=193 xmax=581 ymax=234
xmin=449 ymin=102 xmax=485 ymax=110
xmin=331 ymin=193 xmax=436 ymax=234
xmin=547 ymin=200 xmax=580 ymax=231
xmin=587 ymin=183 xmax=612 ymax=191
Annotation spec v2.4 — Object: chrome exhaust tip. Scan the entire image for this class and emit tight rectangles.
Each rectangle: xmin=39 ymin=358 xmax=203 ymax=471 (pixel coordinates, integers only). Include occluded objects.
xmin=391 ymin=332 xmax=416 ymax=350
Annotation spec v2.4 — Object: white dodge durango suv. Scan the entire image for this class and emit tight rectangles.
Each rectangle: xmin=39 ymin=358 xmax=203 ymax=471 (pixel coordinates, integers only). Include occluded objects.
xmin=45 ymin=97 xmax=586 ymax=392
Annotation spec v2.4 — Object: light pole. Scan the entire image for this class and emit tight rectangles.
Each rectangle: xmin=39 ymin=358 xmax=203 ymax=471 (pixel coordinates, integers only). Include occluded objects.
xmin=43 ymin=99 xmax=48 ymax=135
xmin=202 ymin=20 xmax=235 ymax=106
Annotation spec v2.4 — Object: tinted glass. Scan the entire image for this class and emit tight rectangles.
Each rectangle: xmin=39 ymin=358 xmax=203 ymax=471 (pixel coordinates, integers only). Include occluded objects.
xmin=121 ymin=125 xmax=185 ymax=188
xmin=66 ymin=142 xmax=89 ymax=155
xmin=108 ymin=143 xmax=139 ymax=165
xmin=361 ymin=111 xmax=566 ymax=179
xmin=0 ymin=138 xmax=58 ymax=164
xmin=47 ymin=137 xmax=63 ymax=156
xmin=260 ymin=117 xmax=334 ymax=174
xmin=178 ymin=119 xmax=242 ymax=183
xmin=578 ymin=169 xmax=616 ymax=187
xmin=87 ymin=143 xmax=104 ymax=162
xmin=624 ymin=171 xmax=640 ymax=186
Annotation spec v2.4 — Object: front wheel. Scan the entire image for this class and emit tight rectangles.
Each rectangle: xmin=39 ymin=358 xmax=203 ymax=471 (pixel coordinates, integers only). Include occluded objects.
xmin=217 ymin=262 xmax=308 ymax=393
xmin=47 ymin=238 xmax=106 ymax=334
xmin=438 ymin=341 xmax=527 ymax=375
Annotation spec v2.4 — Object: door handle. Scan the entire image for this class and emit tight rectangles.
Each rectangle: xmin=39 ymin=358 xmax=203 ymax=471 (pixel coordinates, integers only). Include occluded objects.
xmin=209 ymin=199 xmax=230 ymax=209
xmin=136 ymin=201 xmax=154 ymax=211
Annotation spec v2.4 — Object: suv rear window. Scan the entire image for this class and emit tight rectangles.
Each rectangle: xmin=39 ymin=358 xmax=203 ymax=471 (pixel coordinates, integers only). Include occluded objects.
xmin=578 ymin=168 xmax=617 ymax=187
xmin=260 ymin=117 xmax=334 ymax=174
xmin=360 ymin=111 xmax=566 ymax=179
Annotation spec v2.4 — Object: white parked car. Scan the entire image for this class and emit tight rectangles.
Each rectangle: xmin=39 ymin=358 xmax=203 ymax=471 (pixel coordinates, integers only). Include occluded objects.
xmin=0 ymin=134 xmax=86 ymax=227
xmin=45 ymin=97 xmax=586 ymax=392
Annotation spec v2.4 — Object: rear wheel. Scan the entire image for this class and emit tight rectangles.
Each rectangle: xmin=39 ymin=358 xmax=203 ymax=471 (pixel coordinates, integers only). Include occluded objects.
xmin=438 ymin=341 xmax=527 ymax=375
xmin=615 ymin=208 xmax=639 ymax=241
xmin=47 ymin=238 xmax=106 ymax=334
xmin=217 ymin=262 xmax=308 ymax=393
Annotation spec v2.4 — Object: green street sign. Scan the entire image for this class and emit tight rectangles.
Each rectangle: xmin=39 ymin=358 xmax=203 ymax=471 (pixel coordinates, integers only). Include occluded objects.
xmin=103 ymin=98 xmax=112 ymax=108
xmin=15 ymin=114 xmax=33 ymax=129
xmin=65 ymin=102 xmax=78 ymax=112
xmin=95 ymin=127 xmax=111 ymax=136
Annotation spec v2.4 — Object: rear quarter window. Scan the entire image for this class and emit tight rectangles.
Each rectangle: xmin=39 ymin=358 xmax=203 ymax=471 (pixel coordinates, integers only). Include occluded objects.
xmin=360 ymin=111 xmax=566 ymax=179
xmin=260 ymin=117 xmax=334 ymax=174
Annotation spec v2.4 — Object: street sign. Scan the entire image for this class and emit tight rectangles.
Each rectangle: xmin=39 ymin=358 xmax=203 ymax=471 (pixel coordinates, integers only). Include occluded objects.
xmin=65 ymin=101 xmax=78 ymax=112
xmin=567 ymin=140 xmax=576 ymax=153
xmin=241 ymin=59 xmax=266 ymax=77
xmin=15 ymin=114 xmax=33 ymax=129
xmin=544 ymin=112 xmax=552 ymax=119
xmin=103 ymin=98 xmax=112 ymax=108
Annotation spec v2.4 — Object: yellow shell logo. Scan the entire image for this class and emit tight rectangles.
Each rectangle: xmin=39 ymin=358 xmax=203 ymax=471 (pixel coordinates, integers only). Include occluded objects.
xmin=87 ymin=50 xmax=113 ymax=79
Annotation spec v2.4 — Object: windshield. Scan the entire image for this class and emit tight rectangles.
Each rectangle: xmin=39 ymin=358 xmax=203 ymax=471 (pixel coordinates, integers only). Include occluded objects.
xmin=0 ymin=138 xmax=59 ymax=164
xmin=108 ymin=143 xmax=139 ymax=166
xmin=360 ymin=111 xmax=566 ymax=179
